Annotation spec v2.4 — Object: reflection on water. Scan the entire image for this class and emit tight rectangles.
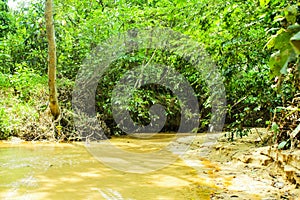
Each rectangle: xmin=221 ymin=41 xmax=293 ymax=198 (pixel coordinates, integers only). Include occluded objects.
xmin=0 ymin=137 xmax=215 ymax=200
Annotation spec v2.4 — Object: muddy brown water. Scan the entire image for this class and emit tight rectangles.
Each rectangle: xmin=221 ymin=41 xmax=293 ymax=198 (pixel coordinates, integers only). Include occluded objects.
xmin=0 ymin=134 xmax=218 ymax=200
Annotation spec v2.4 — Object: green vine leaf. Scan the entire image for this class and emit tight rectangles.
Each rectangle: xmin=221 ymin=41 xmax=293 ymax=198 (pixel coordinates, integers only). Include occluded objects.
xmin=274 ymin=29 xmax=293 ymax=50
xmin=268 ymin=25 xmax=300 ymax=77
xmin=290 ymin=31 xmax=300 ymax=55
xmin=284 ymin=5 xmax=298 ymax=24
xmin=269 ymin=50 xmax=289 ymax=77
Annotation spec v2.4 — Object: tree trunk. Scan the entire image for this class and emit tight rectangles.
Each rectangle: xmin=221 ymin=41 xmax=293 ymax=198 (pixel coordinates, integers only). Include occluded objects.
xmin=45 ymin=0 xmax=60 ymax=119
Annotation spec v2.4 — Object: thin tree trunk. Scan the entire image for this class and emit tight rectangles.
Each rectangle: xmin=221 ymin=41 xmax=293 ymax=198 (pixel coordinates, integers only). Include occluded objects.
xmin=45 ymin=0 xmax=60 ymax=119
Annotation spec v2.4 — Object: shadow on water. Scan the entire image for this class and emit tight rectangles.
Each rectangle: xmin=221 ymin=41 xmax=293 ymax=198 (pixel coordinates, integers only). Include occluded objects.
xmin=0 ymin=136 xmax=216 ymax=200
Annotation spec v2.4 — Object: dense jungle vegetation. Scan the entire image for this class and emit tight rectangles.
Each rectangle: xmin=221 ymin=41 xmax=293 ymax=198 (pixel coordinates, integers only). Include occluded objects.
xmin=0 ymin=0 xmax=299 ymax=148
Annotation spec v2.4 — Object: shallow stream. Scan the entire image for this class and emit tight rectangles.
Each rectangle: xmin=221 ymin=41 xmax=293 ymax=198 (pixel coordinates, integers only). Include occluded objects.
xmin=0 ymin=134 xmax=217 ymax=200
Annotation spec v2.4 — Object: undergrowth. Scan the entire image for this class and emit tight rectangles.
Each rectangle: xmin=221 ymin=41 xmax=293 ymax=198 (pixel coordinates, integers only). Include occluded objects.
xmin=0 ymin=70 xmax=70 ymax=140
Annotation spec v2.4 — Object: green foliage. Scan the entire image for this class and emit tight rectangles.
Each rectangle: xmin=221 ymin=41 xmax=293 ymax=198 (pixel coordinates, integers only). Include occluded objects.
xmin=0 ymin=0 xmax=13 ymax=38
xmin=0 ymin=72 xmax=10 ymax=88
xmin=1 ymin=0 xmax=298 ymax=139
xmin=226 ymin=128 xmax=251 ymax=142
xmin=265 ymin=3 xmax=300 ymax=149
xmin=9 ymin=66 xmax=47 ymax=102
xmin=0 ymin=91 xmax=38 ymax=140
xmin=0 ymin=107 xmax=10 ymax=139
xmin=0 ymin=1 xmax=47 ymax=74
xmin=0 ymin=71 xmax=55 ymax=140
xmin=267 ymin=3 xmax=300 ymax=78
xmin=95 ymin=49 xmax=211 ymax=133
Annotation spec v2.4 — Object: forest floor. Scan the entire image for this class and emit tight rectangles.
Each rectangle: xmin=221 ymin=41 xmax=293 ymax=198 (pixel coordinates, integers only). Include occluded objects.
xmin=1 ymin=129 xmax=300 ymax=200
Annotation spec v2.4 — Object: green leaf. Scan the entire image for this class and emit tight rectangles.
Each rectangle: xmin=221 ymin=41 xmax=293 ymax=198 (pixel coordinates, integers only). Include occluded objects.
xmin=291 ymin=123 xmax=300 ymax=139
xmin=280 ymin=61 xmax=288 ymax=75
xmin=287 ymin=24 xmax=300 ymax=33
xmin=285 ymin=5 xmax=298 ymax=24
xmin=269 ymin=28 xmax=297 ymax=76
xmin=0 ymin=54 xmax=11 ymax=58
xmin=256 ymin=118 xmax=263 ymax=123
xmin=280 ymin=52 xmax=296 ymax=75
xmin=260 ymin=0 xmax=270 ymax=7
xmin=278 ymin=141 xmax=287 ymax=150
xmin=269 ymin=51 xmax=286 ymax=77
xmin=290 ymin=31 xmax=300 ymax=54
xmin=271 ymin=122 xmax=279 ymax=134
xmin=274 ymin=29 xmax=293 ymax=50
xmin=265 ymin=35 xmax=276 ymax=49
xmin=274 ymin=16 xmax=285 ymax=23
